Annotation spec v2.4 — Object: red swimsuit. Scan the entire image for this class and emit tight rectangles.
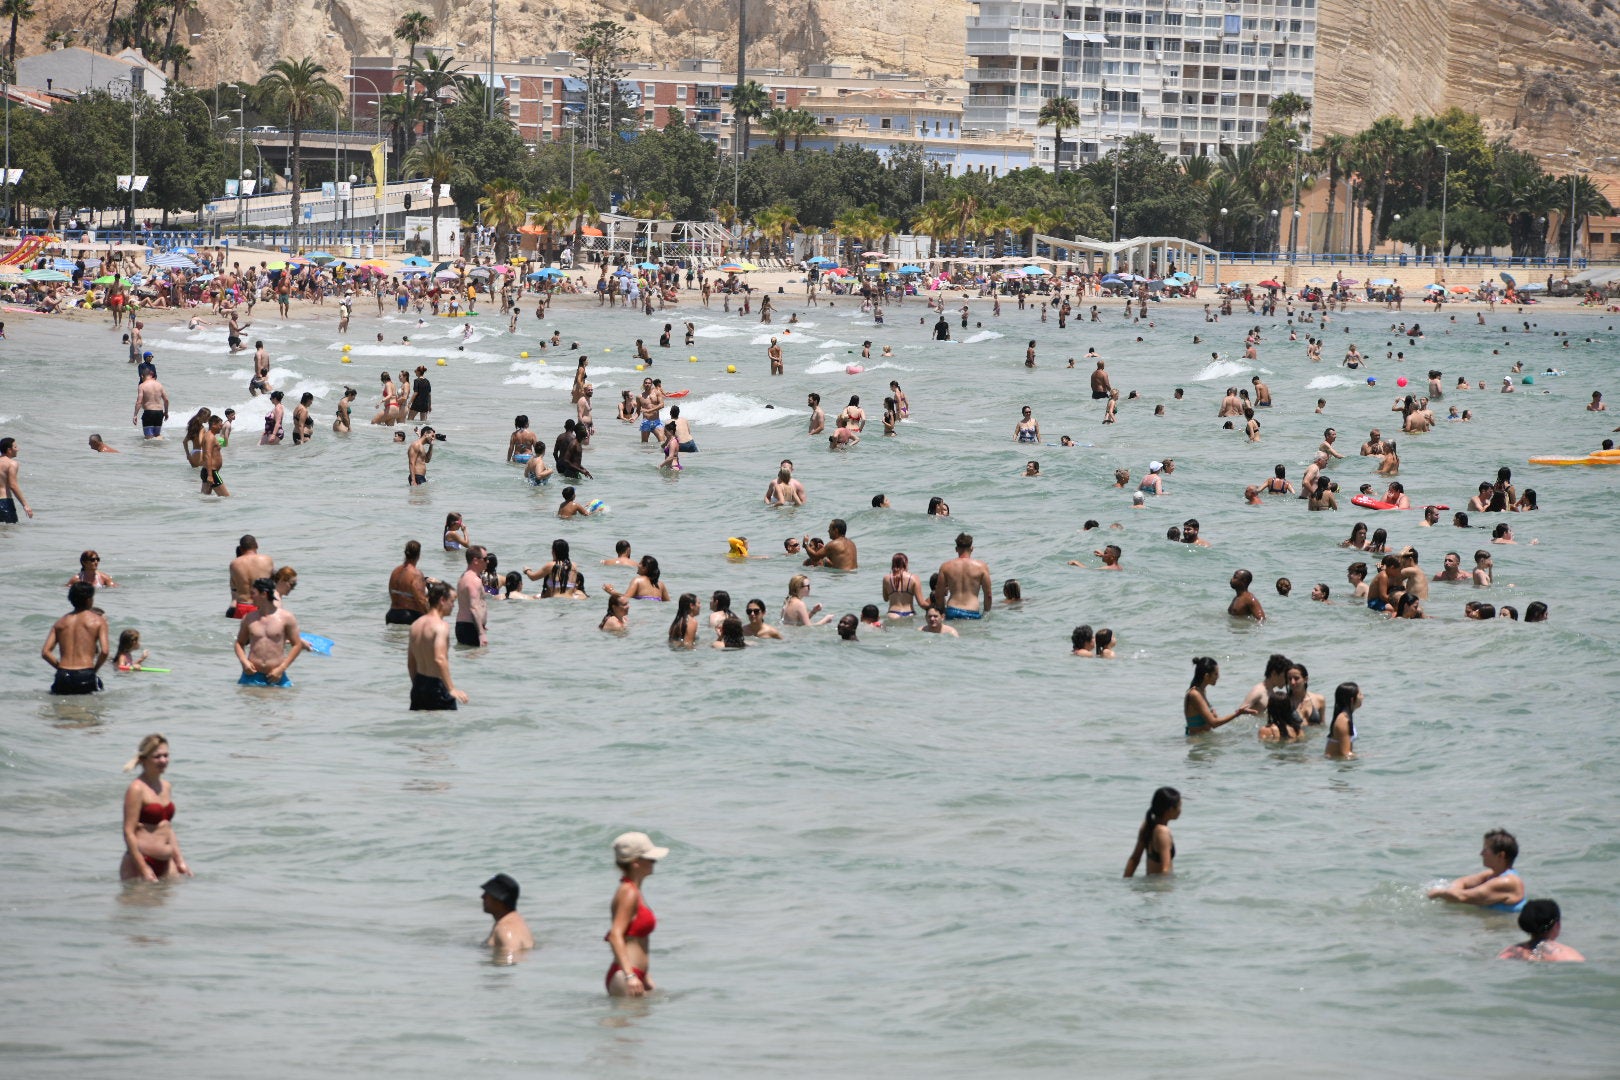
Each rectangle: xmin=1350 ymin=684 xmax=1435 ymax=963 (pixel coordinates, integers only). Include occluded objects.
xmin=138 ymin=802 xmax=174 ymax=876
xmin=604 ymin=879 xmax=655 ymax=989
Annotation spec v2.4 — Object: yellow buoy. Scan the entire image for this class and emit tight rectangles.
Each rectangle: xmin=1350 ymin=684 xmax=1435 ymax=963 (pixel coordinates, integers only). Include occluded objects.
xmin=689 ymin=355 xmax=698 ymax=361
xmin=520 ymin=351 xmax=529 ymax=358
xmin=635 ymin=364 xmax=645 ymax=371
xmin=726 ymin=364 xmax=737 ymax=374
xmin=341 ymin=356 xmax=351 ymax=363
xmin=436 ymin=358 xmax=447 ymax=366
xmin=604 ymin=347 xmax=612 ymax=352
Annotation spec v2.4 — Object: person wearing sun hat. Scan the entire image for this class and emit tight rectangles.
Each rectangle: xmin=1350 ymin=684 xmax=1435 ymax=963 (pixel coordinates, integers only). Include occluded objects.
xmin=605 ymin=832 xmax=669 ymax=997
xmin=481 ymin=873 xmax=534 ymax=961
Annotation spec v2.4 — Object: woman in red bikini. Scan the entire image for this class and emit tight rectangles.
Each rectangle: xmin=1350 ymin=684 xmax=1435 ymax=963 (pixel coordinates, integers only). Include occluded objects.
xmin=605 ymin=831 xmax=668 ymax=997
xmin=119 ymin=734 xmax=191 ymax=882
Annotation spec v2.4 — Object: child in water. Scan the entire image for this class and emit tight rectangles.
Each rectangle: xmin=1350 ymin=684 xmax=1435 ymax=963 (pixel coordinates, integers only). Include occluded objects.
xmin=115 ymin=629 xmax=150 ymax=672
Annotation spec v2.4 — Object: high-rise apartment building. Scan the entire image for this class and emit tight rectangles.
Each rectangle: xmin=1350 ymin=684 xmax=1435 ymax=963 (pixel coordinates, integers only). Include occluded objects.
xmin=965 ymin=0 xmax=1318 ymax=169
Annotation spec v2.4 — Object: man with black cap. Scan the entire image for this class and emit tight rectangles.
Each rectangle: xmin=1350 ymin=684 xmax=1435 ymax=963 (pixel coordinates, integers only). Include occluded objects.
xmin=482 ymin=873 xmax=534 ymax=960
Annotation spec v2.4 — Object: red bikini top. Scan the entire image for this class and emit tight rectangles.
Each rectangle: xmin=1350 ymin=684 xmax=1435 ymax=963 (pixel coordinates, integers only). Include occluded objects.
xmin=605 ymin=879 xmax=655 ymax=940
xmin=139 ymin=802 xmax=175 ymax=825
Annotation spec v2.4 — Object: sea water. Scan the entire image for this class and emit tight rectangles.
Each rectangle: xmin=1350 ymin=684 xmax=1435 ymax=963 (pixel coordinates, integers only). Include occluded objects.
xmin=2 ymin=292 xmax=1618 ymax=1078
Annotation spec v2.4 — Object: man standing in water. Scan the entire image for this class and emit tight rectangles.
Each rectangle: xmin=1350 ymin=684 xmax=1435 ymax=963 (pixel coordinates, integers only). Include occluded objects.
xmin=807 ymin=393 xmax=825 ymax=435
xmin=455 ymin=547 xmax=489 ymax=647
xmin=481 ymin=873 xmax=533 ymax=958
xmin=0 ymin=436 xmax=34 ymax=522
xmin=199 ymin=414 xmax=230 ymax=497
xmin=227 ymin=535 xmax=273 ymax=618
xmin=409 ymin=580 xmax=467 ymax=709
xmin=933 ymin=532 xmax=993 ymax=620
xmin=133 ymin=368 xmax=169 ymax=439
xmin=408 ymin=426 xmax=436 ymax=486
xmin=41 ymin=581 xmax=109 ymax=693
xmin=386 ymin=540 xmax=430 ymax=624
xmin=234 ymin=578 xmax=303 ymax=686
xmin=1090 ymin=360 xmax=1112 ymax=401
xmin=1228 ymin=569 xmax=1266 ymax=621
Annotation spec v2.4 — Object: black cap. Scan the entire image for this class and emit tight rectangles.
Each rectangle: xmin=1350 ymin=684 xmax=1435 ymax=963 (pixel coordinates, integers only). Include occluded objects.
xmin=482 ymin=873 xmax=519 ymax=908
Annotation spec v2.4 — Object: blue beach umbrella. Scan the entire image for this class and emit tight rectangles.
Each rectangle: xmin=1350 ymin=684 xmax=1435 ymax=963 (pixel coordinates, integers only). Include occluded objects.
xmin=1369 ymin=277 xmax=1396 ymax=286
xmin=401 ymin=256 xmax=432 ymax=267
xmin=806 ymin=255 xmax=834 ymax=266
xmin=898 ymin=264 xmax=923 ymax=274
xmin=305 ymin=251 xmax=336 ymax=263
xmin=1021 ymin=265 xmax=1049 ymax=276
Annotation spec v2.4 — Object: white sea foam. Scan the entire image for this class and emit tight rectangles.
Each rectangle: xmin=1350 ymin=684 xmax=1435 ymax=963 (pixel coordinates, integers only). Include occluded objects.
xmin=694 ymin=324 xmax=749 ymax=338
xmin=1306 ymin=374 xmax=1361 ymax=390
xmin=1193 ymin=358 xmax=1252 ymax=381
xmin=683 ymin=392 xmax=803 ymax=428
xmin=961 ymin=329 xmax=1004 ymax=343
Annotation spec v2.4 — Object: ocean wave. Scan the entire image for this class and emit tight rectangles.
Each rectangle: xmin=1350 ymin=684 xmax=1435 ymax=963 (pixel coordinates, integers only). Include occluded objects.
xmin=1192 ymin=358 xmax=1252 ymax=381
xmin=818 ymin=338 xmax=859 ymax=348
xmin=694 ymin=324 xmax=749 ymax=338
xmin=683 ymin=392 xmax=804 ymax=428
xmin=961 ymin=329 xmax=1004 ymax=343
xmin=1306 ymin=374 xmax=1361 ymax=390
xmin=803 ymin=358 xmax=855 ymax=375
xmin=503 ymin=369 xmax=577 ymax=391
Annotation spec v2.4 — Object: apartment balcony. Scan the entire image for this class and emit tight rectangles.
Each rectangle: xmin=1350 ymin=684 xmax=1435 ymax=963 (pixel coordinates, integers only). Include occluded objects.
xmin=965 ymin=67 xmax=1021 ymax=82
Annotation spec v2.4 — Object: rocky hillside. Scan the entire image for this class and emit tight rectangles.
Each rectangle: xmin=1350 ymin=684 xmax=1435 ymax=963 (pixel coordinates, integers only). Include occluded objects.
xmin=16 ymin=0 xmax=1620 ymax=160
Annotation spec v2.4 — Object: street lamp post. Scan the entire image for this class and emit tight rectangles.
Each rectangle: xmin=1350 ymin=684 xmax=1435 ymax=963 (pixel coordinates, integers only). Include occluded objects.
xmin=347 ymin=173 xmax=357 ymax=247
xmin=1109 ymin=133 xmax=1123 ymax=243
xmin=1288 ymin=138 xmax=1302 ymax=260
xmin=1567 ymin=151 xmax=1578 ymax=271
xmin=1435 ymin=143 xmax=1450 ymax=267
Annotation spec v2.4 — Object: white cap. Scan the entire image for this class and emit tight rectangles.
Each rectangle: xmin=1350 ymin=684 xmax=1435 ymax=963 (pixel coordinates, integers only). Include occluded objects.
xmin=1132 ymin=491 xmax=1146 ymax=503
xmin=1149 ymin=461 xmax=1164 ymax=472
xmin=613 ymin=832 xmax=669 ymax=864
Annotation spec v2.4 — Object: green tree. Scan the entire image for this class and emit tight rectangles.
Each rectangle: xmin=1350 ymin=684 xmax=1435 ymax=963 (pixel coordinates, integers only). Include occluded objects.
xmin=256 ymin=57 xmax=342 ymax=249
xmin=753 ymin=202 xmax=799 ymax=259
xmin=527 ymin=188 xmax=574 ymax=264
xmin=45 ymin=90 xmax=130 ymax=220
xmin=142 ymin=86 xmax=229 ymax=223
xmin=731 ymin=81 xmax=769 ymax=163
xmin=1037 ymin=95 xmax=1080 ymax=172
xmin=576 ymin=20 xmax=634 ymax=150
xmin=402 ymin=133 xmax=474 ymax=259
xmin=479 ymin=178 xmax=527 ymax=261
xmin=432 ymin=91 xmax=528 ymax=224
xmin=613 ymin=110 xmax=722 ymax=221
xmin=405 ymin=50 xmax=464 ymax=140
xmin=394 ymin=10 xmax=434 ymax=153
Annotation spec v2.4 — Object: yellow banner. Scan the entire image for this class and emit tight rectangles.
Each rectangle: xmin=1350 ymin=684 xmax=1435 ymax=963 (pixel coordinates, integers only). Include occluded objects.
xmin=370 ymin=144 xmax=386 ymax=199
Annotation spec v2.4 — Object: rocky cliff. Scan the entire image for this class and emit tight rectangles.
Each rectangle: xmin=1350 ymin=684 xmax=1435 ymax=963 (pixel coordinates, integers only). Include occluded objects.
xmin=17 ymin=0 xmax=1620 ymax=161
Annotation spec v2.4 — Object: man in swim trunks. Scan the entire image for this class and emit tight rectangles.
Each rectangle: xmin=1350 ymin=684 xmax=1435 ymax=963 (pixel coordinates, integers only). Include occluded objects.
xmin=1428 ymin=829 xmax=1527 ymax=911
xmin=1090 ymin=360 xmax=1112 ymax=400
xmin=234 ymin=578 xmax=302 ymax=686
xmin=455 ymin=547 xmax=489 ymax=647
xmin=1433 ymin=551 xmax=1469 ymax=583
xmin=42 ymin=581 xmax=109 ymax=694
xmin=387 ymin=540 xmax=430 ymax=624
xmin=1365 ymin=554 xmax=1401 ymax=612
xmin=1251 ymin=375 xmax=1272 ymax=407
xmin=638 ymin=378 xmax=665 ymax=443
xmin=227 ymin=535 xmax=273 ymax=617
xmin=87 ymin=434 xmax=119 ymax=453
xmin=200 ymin=416 xmax=230 ymax=497
xmin=806 ymin=393 xmax=825 ymax=435
xmin=408 ymin=427 xmax=436 ymax=486
xmin=933 ymin=532 xmax=993 ymax=620
xmin=409 ymin=581 xmax=468 ymax=709
xmin=803 ymin=518 xmax=857 ymax=570
xmin=0 ymin=436 xmax=33 ymax=522
xmin=667 ymin=405 xmax=696 ymax=453
xmin=250 ymin=341 xmax=272 ymax=395
xmin=133 ymin=369 xmax=169 ymax=439
xmin=1227 ymin=569 xmax=1265 ymax=621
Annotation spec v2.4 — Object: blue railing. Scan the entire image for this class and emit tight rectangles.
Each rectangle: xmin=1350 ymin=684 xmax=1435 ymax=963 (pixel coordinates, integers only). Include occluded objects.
xmin=1217 ymin=250 xmax=1595 ymax=271
xmin=10 ymin=226 xmax=405 ymax=249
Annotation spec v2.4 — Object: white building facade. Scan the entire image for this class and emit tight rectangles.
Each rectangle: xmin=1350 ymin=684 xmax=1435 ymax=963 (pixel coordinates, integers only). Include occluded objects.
xmin=965 ymin=0 xmax=1318 ymax=169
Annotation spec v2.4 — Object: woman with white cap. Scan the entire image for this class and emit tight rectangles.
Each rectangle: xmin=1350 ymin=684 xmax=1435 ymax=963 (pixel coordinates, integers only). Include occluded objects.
xmin=1138 ymin=462 xmax=1165 ymax=496
xmin=605 ymin=831 xmax=669 ymax=997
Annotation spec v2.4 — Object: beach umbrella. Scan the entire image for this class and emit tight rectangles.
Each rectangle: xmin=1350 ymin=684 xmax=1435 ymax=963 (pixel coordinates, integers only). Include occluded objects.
xmin=467 ymin=267 xmax=493 ymax=279
xmin=1257 ymin=278 xmax=1283 ymax=288
xmin=171 ymin=246 xmax=197 ymax=256
xmin=1338 ymin=278 xmax=1359 ymax=286
xmin=24 ymin=268 xmax=70 ymax=281
xmin=435 ymin=269 xmax=461 ymax=280
xmin=1168 ymin=272 xmax=1194 ymax=284
xmin=1423 ymin=283 xmax=1444 ymax=292
xmin=898 ymin=265 xmax=923 ymax=274
xmin=401 ymin=255 xmax=432 ymax=267
xmin=1021 ymin=265 xmax=1049 ymax=276
xmin=806 ymin=255 xmax=834 ymax=265
xmin=1002 ymin=269 xmax=1026 ymax=278
xmin=1519 ymin=282 xmax=1546 ymax=292
xmin=264 ymin=260 xmax=287 ymax=270
xmin=637 ymin=261 xmax=660 ymax=270
xmin=537 ymin=268 xmax=565 ymax=279
xmin=91 ymin=274 xmax=119 ymax=284
xmin=195 ymin=273 xmax=216 ymax=282
xmin=1100 ymin=274 xmax=1124 ymax=284
xmin=1307 ymin=276 xmax=1327 ymax=284
xmin=306 ymin=251 xmax=336 ymax=263
xmin=1226 ymin=280 xmax=1248 ymax=288
xmin=860 ymin=250 xmax=884 ymax=258
xmin=1449 ymin=285 xmax=1471 ymax=293
xmin=828 ymin=267 xmax=849 ymax=276
xmin=147 ymin=253 xmax=198 ymax=270
xmin=718 ymin=263 xmax=745 ymax=273
xmin=1500 ymin=271 xmax=1518 ymax=287
xmin=1369 ymin=277 xmax=1395 ymax=286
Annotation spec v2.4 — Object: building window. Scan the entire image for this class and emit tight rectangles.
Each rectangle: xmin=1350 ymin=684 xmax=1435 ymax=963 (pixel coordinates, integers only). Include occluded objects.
xmin=677 ymin=86 xmax=687 ymax=100
xmin=775 ymin=90 xmax=787 ymax=103
xmin=542 ymin=80 xmax=553 ymax=93
xmin=881 ymin=117 xmax=891 ymax=128
xmin=1591 ymin=233 xmax=1606 ymax=243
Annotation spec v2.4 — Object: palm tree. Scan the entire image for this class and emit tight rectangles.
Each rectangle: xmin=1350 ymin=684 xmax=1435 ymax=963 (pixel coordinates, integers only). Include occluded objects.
xmin=762 ymin=110 xmax=795 ymax=154
xmin=257 ymin=57 xmax=343 ymax=251
xmin=947 ymin=192 xmax=980 ymax=254
xmin=753 ymin=203 xmax=799 ymax=259
xmin=378 ymin=93 xmax=412 ymax=171
xmin=1560 ymin=173 xmax=1614 ymax=262
xmin=479 ymin=179 xmax=528 ymax=262
xmin=405 ymin=50 xmax=464 ymax=139
xmin=1037 ymin=95 xmax=1080 ymax=173
xmin=161 ymin=0 xmax=194 ymax=68
xmin=3 ymin=0 xmax=34 ymax=66
xmin=1355 ymin=116 xmax=1405 ymax=248
xmin=785 ymin=108 xmax=821 ymax=151
xmin=910 ymin=199 xmax=953 ymax=260
xmin=525 ymin=188 xmax=573 ymax=264
xmin=402 ymin=134 xmax=474 ymax=260
xmin=731 ymin=81 xmax=769 ymax=163
xmin=1311 ymin=133 xmax=1352 ymax=251
xmin=162 ymin=41 xmax=191 ymax=81
xmin=394 ymin=11 xmax=434 ymax=152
